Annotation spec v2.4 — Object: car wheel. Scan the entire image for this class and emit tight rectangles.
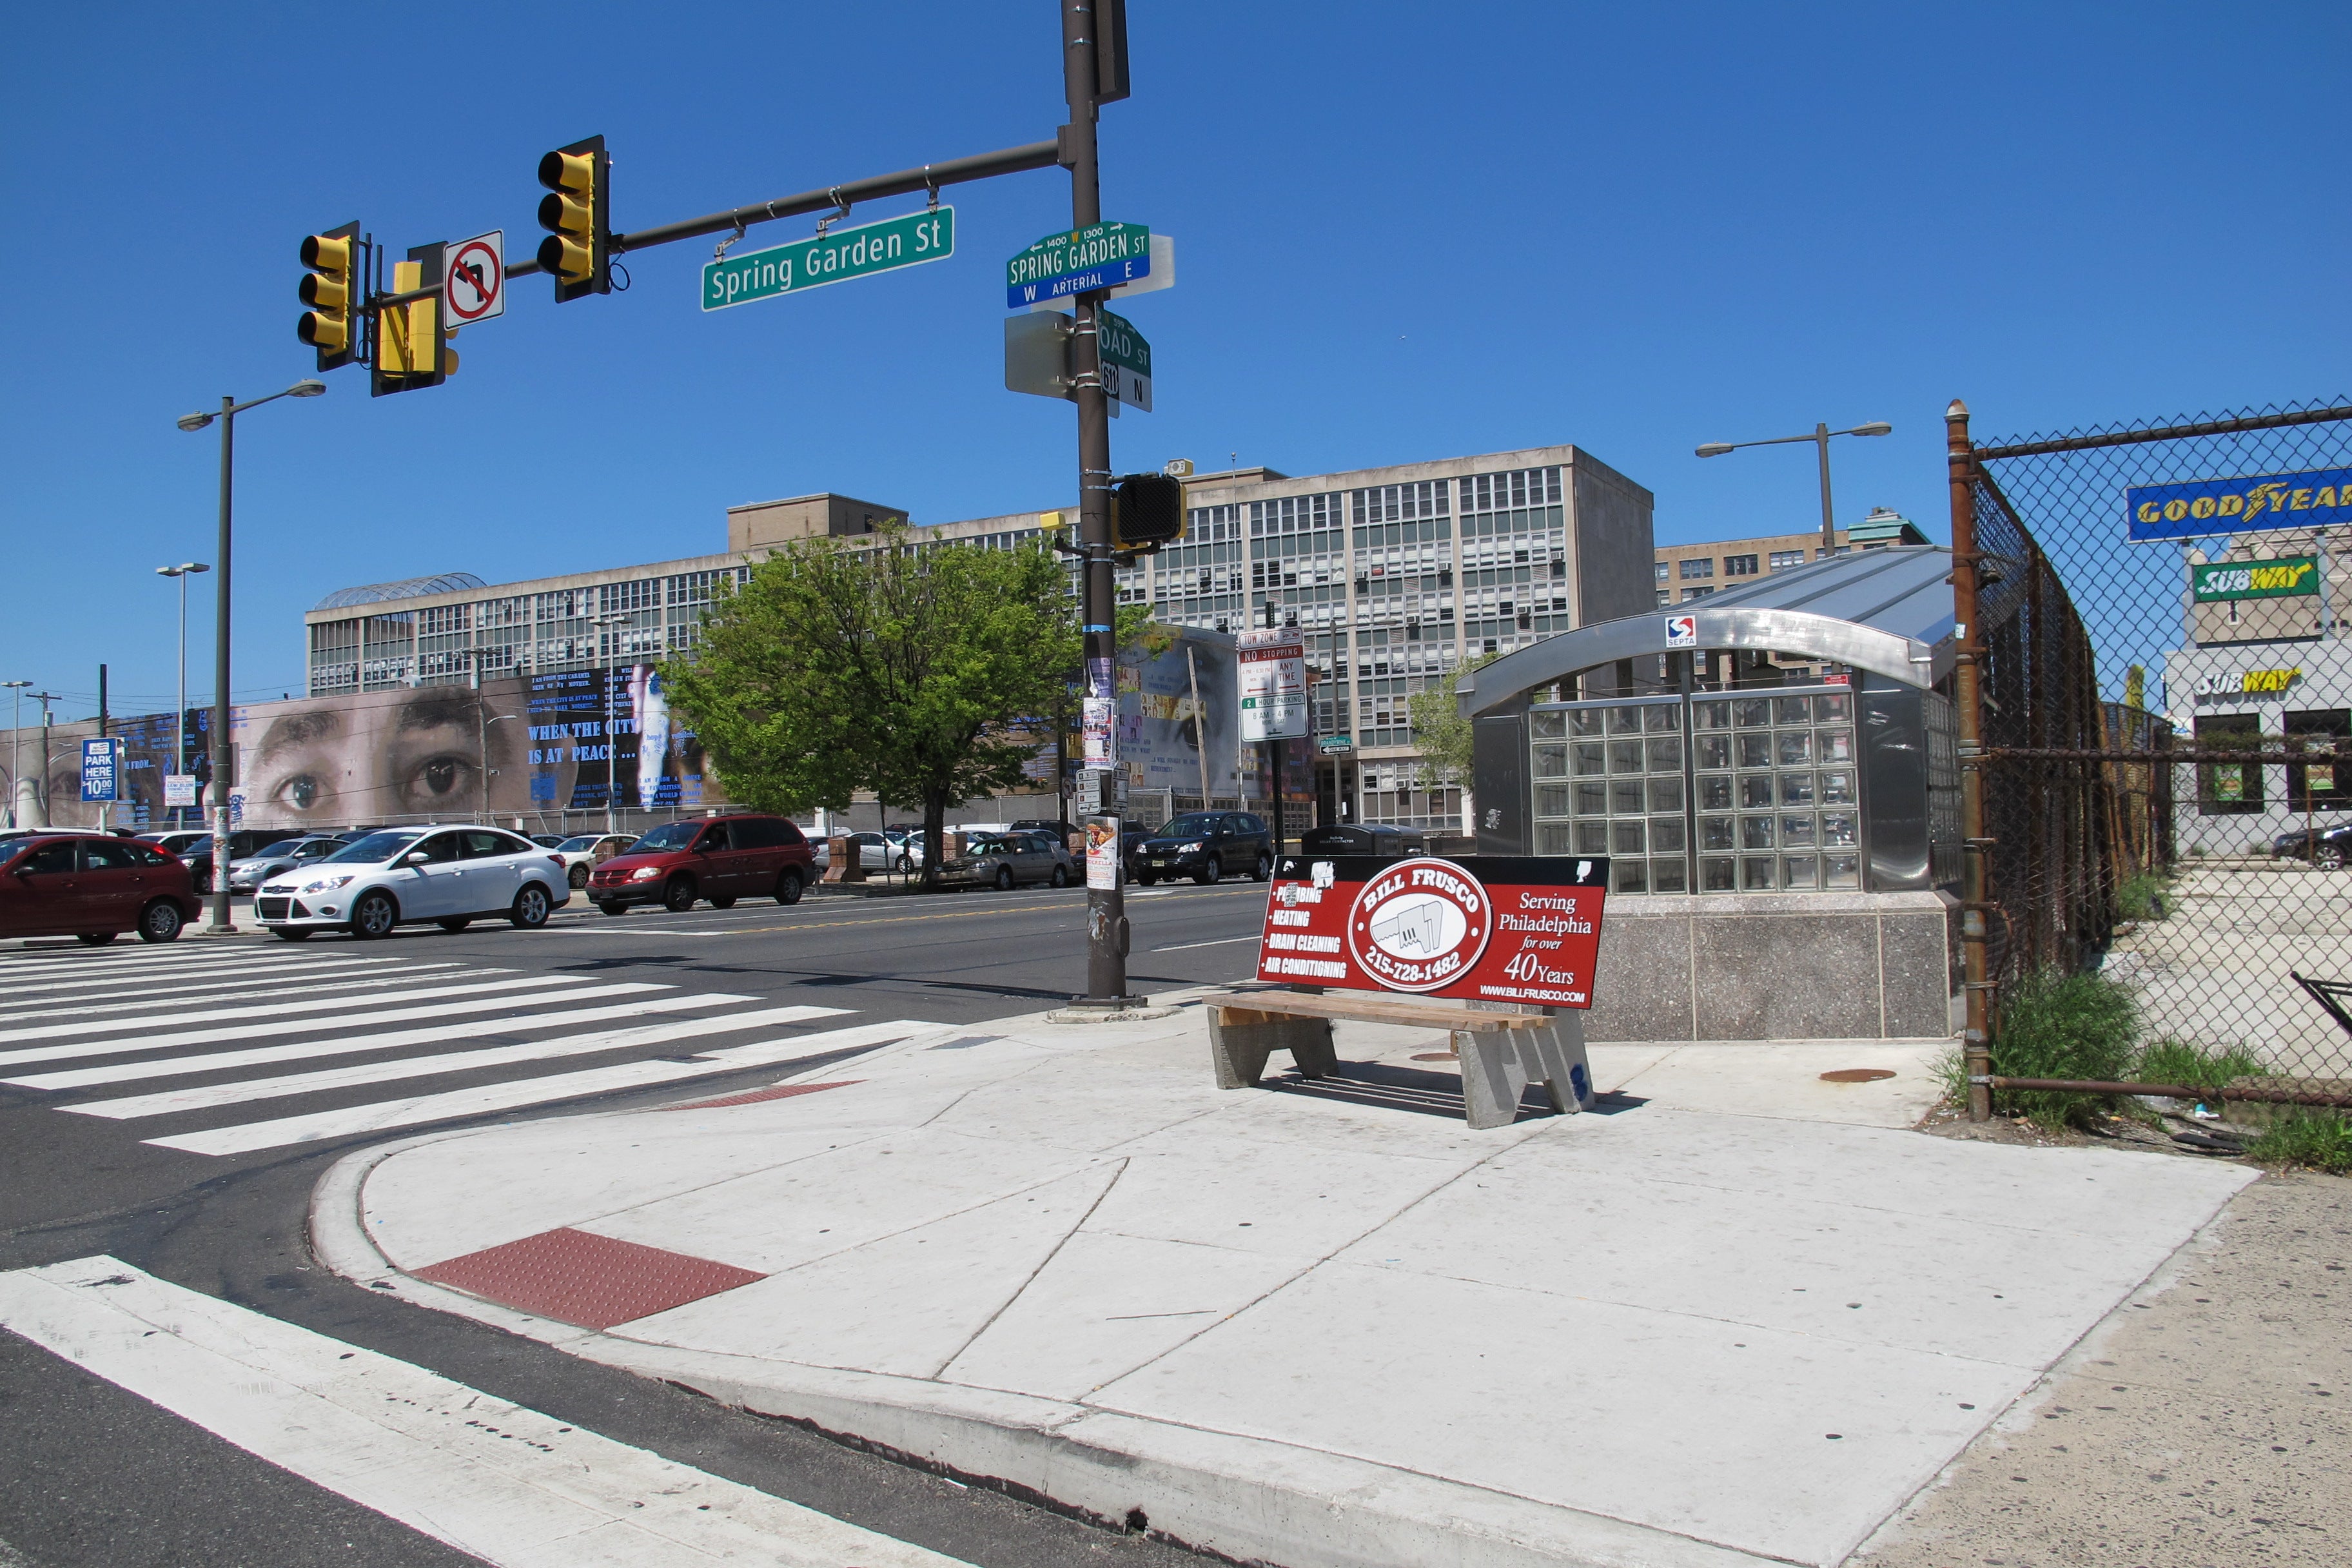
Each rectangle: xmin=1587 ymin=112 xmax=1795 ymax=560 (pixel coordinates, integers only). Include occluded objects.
xmin=1194 ymin=856 xmax=1220 ymax=887
xmin=509 ymin=883 xmax=551 ymax=930
xmin=597 ymin=901 xmax=629 ymax=917
xmin=437 ymin=917 xmax=473 ymax=932
xmin=709 ymin=895 xmax=738 ymax=909
xmin=194 ymin=869 xmax=213 ymax=896
xmin=894 ymin=855 xmax=913 ymax=874
xmin=137 ymin=899 xmax=184 ymax=943
xmin=76 ymin=932 xmax=118 ymax=946
xmin=1136 ymin=872 xmax=1157 ymax=887
xmin=350 ymin=890 xmax=398 ymax=940
xmin=1050 ymin=865 xmax=1070 ymax=888
xmin=774 ymin=869 xmax=804 ymax=906
xmin=1252 ymin=852 xmax=1272 ymax=883
xmin=994 ymin=866 xmax=1015 ymax=892
xmin=569 ymin=863 xmax=590 ymax=888
xmin=273 ymin=928 xmax=313 ymax=941
xmin=663 ymin=876 xmax=698 ymax=913
xmin=2319 ymin=845 xmax=2346 ymax=871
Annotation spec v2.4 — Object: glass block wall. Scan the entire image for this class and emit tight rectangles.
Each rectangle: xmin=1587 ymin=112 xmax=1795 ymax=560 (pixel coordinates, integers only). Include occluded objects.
xmin=1531 ymin=698 xmax=1687 ymax=893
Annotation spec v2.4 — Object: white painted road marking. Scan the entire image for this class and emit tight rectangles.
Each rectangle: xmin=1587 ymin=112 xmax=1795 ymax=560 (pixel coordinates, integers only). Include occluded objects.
xmin=0 ymin=1256 xmax=975 ymax=1567
xmin=3 ymin=961 xmax=475 ymax=1022
xmin=0 ymin=972 xmax=604 ymax=1046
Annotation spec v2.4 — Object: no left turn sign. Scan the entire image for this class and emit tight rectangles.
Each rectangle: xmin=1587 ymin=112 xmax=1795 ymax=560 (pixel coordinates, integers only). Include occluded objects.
xmin=444 ymin=231 xmax=504 ymax=324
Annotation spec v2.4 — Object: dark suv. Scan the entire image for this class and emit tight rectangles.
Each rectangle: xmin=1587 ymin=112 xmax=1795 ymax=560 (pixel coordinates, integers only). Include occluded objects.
xmin=1133 ymin=811 xmax=1275 ymax=886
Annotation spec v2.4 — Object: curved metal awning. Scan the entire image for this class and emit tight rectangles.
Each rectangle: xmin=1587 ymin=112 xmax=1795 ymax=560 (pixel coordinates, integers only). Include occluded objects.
xmin=1458 ymin=545 xmax=1956 ymax=718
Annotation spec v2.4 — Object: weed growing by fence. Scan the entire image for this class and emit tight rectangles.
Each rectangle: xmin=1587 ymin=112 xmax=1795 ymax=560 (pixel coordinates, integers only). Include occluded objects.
xmin=2116 ymin=869 xmax=2170 ymax=924
xmin=2246 ymin=1108 xmax=2352 ymax=1174
xmin=2135 ymin=1039 xmax=2266 ymax=1095
xmin=1988 ymin=967 xmax=2139 ymax=1128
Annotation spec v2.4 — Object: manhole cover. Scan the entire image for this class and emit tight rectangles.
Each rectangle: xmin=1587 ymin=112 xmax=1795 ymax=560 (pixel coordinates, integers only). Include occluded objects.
xmin=1819 ymin=1068 xmax=1896 ymax=1083
xmin=1412 ymin=1052 xmax=1458 ymax=1062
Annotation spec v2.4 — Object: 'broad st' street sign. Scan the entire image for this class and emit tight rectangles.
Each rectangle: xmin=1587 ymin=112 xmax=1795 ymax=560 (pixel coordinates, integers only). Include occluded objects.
xmin=703 ymin=208 xmax=954 ymax=312
xmin=1006 ymin=221 xmax=1150 ymax=309
xmin=1099 ymin=308 xmax=1152 ymax=413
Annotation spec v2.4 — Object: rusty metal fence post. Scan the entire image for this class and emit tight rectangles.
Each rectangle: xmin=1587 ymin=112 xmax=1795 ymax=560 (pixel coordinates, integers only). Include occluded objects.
xmin=1948 ymin=399 xmax=1995 ymax=1121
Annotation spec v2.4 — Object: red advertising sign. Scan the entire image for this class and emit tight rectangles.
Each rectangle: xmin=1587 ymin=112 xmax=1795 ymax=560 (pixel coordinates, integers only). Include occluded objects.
xmin=1257 ymin=854 xmax=1609 ymax=1008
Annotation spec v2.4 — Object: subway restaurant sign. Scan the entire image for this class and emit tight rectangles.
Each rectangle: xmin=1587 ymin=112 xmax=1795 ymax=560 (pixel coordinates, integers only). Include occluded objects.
xmin=2191 ymin=556 xmax=2320 ymax=602
xmin=2128 ymin=466 xmax=2352 ymax=541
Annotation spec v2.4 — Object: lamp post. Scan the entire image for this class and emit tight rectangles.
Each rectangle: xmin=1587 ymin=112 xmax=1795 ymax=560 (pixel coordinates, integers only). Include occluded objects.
xmin=3 ymin=681 xmax=27 ymax=829
xmin=175 ymin=379 xmax=326 ymax=932
xmin=1695 ymin=420 xmax=1893 ymax=554
xmin=155 ymin=563 xmax=210 ymax=828
xmin=478 ymin=710 xmax=518 ymax=823
xmin=589 ymin=612 xmax=633 ymax=834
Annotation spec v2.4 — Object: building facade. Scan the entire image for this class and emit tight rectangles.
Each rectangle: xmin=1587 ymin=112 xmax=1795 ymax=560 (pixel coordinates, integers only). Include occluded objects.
xmin=299 ymin=445 xmax=1655 ymax=834
xmin=1652 ymin=507 xmax=1931 ymax=608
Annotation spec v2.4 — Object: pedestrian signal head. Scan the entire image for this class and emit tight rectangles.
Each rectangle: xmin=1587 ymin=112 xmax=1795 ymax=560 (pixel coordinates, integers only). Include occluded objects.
xmin=535 ymin=134 xmax=610 ymax=302
xmin=297 ymin=221 xmax=361 ymax=371
xmin=1112 ymin=473 xmax=1186 ymax=551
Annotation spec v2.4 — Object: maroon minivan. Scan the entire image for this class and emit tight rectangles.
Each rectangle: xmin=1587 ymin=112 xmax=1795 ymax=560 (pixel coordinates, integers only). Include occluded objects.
xmin=0 ymin=832 xmax=202 ymax=945
xmin=586 ymin=815 xmax=814 ymax=916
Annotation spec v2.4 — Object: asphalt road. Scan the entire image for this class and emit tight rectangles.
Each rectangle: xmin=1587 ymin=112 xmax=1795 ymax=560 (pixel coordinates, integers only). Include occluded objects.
xmin=0 ymin=879 xmax=1268 ymax=1567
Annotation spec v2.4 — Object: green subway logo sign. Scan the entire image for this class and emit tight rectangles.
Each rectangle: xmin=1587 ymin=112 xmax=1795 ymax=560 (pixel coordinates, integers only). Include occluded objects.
xmin=2190 ymin=556 xmax=2319 ymax=602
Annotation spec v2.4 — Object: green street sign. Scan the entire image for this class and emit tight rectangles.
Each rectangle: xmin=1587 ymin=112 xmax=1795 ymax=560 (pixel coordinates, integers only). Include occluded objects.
xmin=702 ymin=207 xmax=954 ymax=312
xmin=1006 ymin=220 xmax=1152 ymax=308
xmin=1099 ymin=308 xmax=1152 ymax=413
xmin=2191 ymin=556 xmax=2319 ymax=602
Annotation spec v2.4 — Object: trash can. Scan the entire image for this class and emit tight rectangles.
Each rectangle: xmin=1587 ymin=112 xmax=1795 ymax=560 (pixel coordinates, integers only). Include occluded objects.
xmin=1298 ymin=823 xmax=1426 ymax=858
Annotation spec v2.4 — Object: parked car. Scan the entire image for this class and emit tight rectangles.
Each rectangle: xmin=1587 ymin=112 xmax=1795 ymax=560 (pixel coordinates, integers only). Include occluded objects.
xmin=0 ymin=832 xmax=201 ymax=945
xmin=226 ymin=832 xmax=355 ymax=894
xmin=2271 ymin=822 xmax=2352 ymax=869
xmin=136 ymin=829 xmax=213 ymax=858
xmin=587 ymin=815 xmax=816 ymax=914
xmin=153 ymin=827 xmax=324 ymax=896
xmin=255 ymin=825 xmax=571 ymax=940
xmin=1010 ymin=818 xmax=1079 ymax=846
xmin=527 ymin=833 xmax=568 ymax=849
xmin=1118 ymin=825 xmax=1153 ymax=882
xmin=551 ymin=831 xmax=640 ymax=888
xmin=1132 ymin=811 xmax=1276 ymax=885
xmin=938 ymin=829 xmax=1077 ymax=890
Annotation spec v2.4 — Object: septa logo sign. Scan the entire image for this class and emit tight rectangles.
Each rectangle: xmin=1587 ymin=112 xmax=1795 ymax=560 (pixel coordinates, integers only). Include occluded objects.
xmin=1665 ymin=614 xmax=1697 ymax=647
xmin=1346 ymin=858 xmax=1493 ymax=992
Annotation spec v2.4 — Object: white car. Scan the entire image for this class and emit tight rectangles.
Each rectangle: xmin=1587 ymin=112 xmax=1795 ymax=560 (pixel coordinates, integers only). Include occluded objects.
xmin=551 ymin=832 xmax=640 ymax=889
xmin=256 ymin=825 xmax=572 ymax=941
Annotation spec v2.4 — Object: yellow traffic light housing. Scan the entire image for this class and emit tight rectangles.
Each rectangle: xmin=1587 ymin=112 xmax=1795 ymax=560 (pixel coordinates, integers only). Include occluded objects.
xmin=536 ymin=134 xmax=610 ymax=302
xmin=1112 ymin=473 xmax=1186 ymax=552
xmin=371 ymin=247 xmax=455 ymax=397
xmin=297 ymin=220 xmax=361 ymax=371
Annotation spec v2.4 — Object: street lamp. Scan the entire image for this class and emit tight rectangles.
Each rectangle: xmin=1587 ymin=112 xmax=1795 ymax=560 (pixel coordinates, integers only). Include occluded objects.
xmin=589 ymin=612 xmax=634 ymax=834
xmin=156 ymin=563 xmax=210 ymax=828
xmin=1694 ymin=420 xmax=1893 ymax=554
xmin=175 ymin=378 xmax=326 ymax=931
xmin=3 ymin=680 xmax=27 ymax=829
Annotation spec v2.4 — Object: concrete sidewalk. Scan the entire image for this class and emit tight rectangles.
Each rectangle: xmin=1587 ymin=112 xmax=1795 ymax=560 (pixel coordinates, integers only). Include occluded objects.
xmin=315 ymin=998 xmax=2257 ymax=1568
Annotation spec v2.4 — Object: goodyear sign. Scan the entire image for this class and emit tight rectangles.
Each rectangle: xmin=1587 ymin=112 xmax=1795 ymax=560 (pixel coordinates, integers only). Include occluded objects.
xmin=2191 ymin=555 xmax=2320 ymax=602
xmin=2128 ymin=466 xmax=2352 ymax=541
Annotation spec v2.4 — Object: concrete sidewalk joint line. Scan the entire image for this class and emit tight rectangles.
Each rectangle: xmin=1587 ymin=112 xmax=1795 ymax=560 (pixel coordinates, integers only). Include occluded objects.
xmin=315 ymin=998 xmax=2260 ymax=1568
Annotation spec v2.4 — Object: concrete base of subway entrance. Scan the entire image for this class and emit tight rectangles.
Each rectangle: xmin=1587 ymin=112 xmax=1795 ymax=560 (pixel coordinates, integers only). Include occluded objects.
xmin=1583 ymin=890 xmax=1957 ymax=1044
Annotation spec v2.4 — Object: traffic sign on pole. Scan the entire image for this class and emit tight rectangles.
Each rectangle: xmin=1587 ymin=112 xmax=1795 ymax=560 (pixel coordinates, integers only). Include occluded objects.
xmin=1238 ymin=629 xmax=1308 ymax=741
xmin=442 ymin=231 xmax=505 ymax=325
xmin=702 ymin=208 xmax=955 ymax=312
xmin=79 ymin=738 xmax=122 ymax=803
xmin=1006 ymin=220 xmax=1150 ymax=309
xmin=1099 ymin=308 xmax=1151 ymax=413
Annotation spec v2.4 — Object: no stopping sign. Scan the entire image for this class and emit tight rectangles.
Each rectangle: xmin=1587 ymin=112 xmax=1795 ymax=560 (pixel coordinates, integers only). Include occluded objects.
xmin=444 ymin=231 xmax=504 ymax=324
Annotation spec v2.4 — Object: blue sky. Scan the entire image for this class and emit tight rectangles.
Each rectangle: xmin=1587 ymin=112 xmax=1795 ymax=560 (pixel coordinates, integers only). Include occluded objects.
xmin=4 ymin=1 xmax=2345 ymax=720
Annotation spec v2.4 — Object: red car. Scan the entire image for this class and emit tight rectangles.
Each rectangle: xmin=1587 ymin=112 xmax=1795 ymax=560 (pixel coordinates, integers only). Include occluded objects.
xmin=587 ymin=815 xmax=815 ymax=916
xmin=0 ymin=832 xmax=203 ymax=945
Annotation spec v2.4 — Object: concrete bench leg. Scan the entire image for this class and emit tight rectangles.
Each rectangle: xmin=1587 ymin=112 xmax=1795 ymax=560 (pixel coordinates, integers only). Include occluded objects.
xmin=1209 ymin=1008 xmax=1337 ymax=1088
xmin=1455 ymin=1015 xmax=1596 ymax=1128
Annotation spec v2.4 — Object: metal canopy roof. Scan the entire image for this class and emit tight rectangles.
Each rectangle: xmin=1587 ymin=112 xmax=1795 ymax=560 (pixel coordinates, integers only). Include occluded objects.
xmin=313 ymin=572 xmax=488 ymax=611
xmin=1458 ymin=544 xmax=1957 ymax=717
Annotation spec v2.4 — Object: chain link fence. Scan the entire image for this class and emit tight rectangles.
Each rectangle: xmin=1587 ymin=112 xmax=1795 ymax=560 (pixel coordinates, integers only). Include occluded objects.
xmin=1953 ymin=398 xmax=2352 ymax=1109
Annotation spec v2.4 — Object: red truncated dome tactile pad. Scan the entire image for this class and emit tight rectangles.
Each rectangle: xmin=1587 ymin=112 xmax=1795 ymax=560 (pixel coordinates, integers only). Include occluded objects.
xmin=657 ymin=1079 xmax=859 ymax=1113
xmin=415 ymin=1227 xmax=766 ymax=1329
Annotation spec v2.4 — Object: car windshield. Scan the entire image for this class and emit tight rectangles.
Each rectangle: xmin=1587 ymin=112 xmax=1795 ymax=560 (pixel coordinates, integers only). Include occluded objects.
xmin=249 ymin=839 xmax=304 ymax=858
xmin=1157 ymin=814 xmax=1221 ymax=838
xmin=631 ymin=822 xmax=700 ymax=852
xmin=324 ymin=828 xmax=427 ymax=864
xmin=963 ymin=832 xmax=1006 ymax=852
xmin=556 ymin=835 xmax=600 ymax=852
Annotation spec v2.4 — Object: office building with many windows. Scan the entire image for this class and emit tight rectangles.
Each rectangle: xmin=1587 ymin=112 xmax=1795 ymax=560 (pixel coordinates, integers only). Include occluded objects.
xmin=299 ymin=446 xmax=1654 ymax=833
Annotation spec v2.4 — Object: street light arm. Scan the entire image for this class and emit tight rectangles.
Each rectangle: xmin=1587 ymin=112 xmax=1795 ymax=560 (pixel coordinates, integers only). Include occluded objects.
xmin=1698 ymin=424 xmax=1892 ymax=455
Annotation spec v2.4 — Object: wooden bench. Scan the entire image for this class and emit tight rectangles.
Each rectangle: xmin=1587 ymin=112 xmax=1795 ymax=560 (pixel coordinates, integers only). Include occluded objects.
xmin=1201 ymin=987 xmax=1596 ymax=1130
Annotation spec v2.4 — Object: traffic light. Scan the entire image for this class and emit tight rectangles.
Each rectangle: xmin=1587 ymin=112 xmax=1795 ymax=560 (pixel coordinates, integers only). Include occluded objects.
xmin=1112 ymin=473 xmax=1185 ymax=551
xmin=297 ymin=221 xmax=360 ymax=371
xmin=372 ymin=246 xmax=454 ymax=397
xmin=536 ymin=134 xmax=610 ymax=302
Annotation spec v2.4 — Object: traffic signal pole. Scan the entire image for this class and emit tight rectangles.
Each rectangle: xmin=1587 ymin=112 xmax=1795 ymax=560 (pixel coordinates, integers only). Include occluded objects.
xmin=1063 ymin=0 xmax=1132 ymax=1004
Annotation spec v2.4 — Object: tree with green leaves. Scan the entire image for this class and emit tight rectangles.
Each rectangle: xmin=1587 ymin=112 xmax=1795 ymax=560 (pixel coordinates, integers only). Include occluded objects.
xmin=1404 ymin=652 xmax=1499 ymax=790
xmin=662 ymin=523 xmax=1079 ymax=887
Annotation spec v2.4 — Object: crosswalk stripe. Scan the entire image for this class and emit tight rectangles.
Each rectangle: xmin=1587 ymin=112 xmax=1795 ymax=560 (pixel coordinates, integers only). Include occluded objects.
xmin=0 ymin=1256 xmax=975 ymax=1567
xmin=0 ymin=950 xmax=378 ymax=997
xmin=0 ymin=943 xmax=289 ymax=972
xmin=5 ymin=963 xmax=485 ymax=1024
xmin=148 ymin=1019 xmax=941 ymax=1155
xmin=0 ymin=982 xmax=673 ymax=1072
xmin=69 ymin=1004 xmax=854 ymax=1118
xmin=0 ymin=973 xmax=600 ymax=1046
xmin=12 ymin=993 xmax=767 ymax=1092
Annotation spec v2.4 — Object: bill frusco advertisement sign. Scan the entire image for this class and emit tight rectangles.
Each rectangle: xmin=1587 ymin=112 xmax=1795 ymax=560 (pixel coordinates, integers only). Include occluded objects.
xmin=1256 ymin=854 xmax=1609 ymax=1008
